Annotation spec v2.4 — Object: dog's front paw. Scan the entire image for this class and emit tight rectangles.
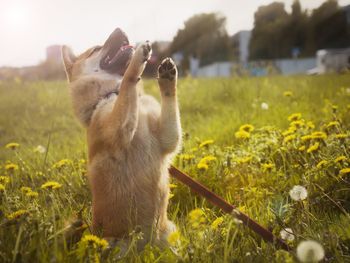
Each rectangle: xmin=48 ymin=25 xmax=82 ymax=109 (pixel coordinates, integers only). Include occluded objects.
xmin=158 ymin=58 xmax=177 ymax=97
xmin=135 ymin=41 xmax=152 ymax=63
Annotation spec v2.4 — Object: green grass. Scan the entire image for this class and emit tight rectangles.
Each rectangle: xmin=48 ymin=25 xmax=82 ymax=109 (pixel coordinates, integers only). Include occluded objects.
xmin=0 ymin=75 xmax=350 ymax=262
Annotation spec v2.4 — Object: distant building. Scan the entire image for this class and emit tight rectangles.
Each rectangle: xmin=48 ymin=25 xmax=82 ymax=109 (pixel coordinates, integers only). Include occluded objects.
xmin=231 ymin=30 xmax=252 ymax=64
xmin=46 ymin=45 xmax=62 ymax=63
xmin=309 ymin=48 xmax=350 ymax=74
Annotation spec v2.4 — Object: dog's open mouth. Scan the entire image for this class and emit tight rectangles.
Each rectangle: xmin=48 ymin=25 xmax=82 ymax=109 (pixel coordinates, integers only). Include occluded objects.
xmin=100 ymin=28 xmax=134 ymax=75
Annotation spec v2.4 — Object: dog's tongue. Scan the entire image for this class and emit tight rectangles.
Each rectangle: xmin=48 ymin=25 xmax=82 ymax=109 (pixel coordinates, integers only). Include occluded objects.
xmin=100 ymin=28 xmax=134 ymax=75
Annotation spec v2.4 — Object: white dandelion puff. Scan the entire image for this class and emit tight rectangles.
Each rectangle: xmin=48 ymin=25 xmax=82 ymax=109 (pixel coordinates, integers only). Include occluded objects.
xmin=34 ymin=145 xmax=46 ymax=154
xmin=261 ymin=102 xmax=269 ymax=110
xmin=297 ymin=240 xmax=325 ymax=263
xmin=289 ymin=185 xmax=308 ymax=201
xmin=280 ymin=228 xmax=295 ymax=242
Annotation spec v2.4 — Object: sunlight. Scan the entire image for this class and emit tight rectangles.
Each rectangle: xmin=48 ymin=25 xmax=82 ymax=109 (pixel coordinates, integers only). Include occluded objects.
xmin=4 ymin=3 xmax=28 ymax=29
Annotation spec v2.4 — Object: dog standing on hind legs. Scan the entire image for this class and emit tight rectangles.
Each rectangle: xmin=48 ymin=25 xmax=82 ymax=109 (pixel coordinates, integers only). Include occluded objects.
xmin=61 ymin=28 xmax=181 ymax=249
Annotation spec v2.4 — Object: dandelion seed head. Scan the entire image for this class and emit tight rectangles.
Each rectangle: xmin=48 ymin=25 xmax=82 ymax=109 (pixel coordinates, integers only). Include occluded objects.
xmin=280 ymin=228 xmax=295 ymax=242
xmin=297 ymin=240 xmax=325 ymax=263
xmin=34 ymin=145 xmax=46 ymax=153
xmin=289 ymin=185 xmax=308 ymax=201
xmin=261 ymin=102 xmax=269 ymax=110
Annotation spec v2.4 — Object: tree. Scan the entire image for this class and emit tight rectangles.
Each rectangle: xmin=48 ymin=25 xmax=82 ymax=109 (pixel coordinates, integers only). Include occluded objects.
xmin=169 ymin=13 xmax=232 ymax=70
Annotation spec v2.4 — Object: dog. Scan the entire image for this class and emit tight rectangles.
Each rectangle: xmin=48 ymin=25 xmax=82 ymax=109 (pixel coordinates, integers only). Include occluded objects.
xmin=61 ymin=28 xmax=181 ymax=248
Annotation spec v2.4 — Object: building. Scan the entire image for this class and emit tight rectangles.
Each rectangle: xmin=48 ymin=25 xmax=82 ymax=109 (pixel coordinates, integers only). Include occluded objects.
xmin=231 ymin=30 xmax=252 ymax=64
xmin=46 ymin=45 xmax=62 ymax=63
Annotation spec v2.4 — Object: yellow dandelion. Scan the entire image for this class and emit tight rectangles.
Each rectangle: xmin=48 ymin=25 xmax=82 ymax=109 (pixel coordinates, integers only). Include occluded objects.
xmin=340 ymin=168 xmax=350 ymax=175
xmin=80 ymin=234 xmax=108 ymax=250
xmin=283 ymin=91 xmax=293 ymax=97
xmin=41 ymin=181 xmax=62 ymax=190
xmin=52 ymin=159 xmax=71 ymax=169
xmin=327 ymin=121 xmax=339 ymax=129
xmin=168 ymin=193 xmax=174 ymax=199
xmin=197 ymin=162 xmax=209 ymax=171
xmin=335 ymin=156 xmax=347 ymax=163
xmin=0 ymin=176 xmax=10 ymax=184
xmin=20 ymin=186 xmax=32 ymax=193
xmin=179 ymin=154 xmax=195 ymax=161
xmin=167 ymin=231 xmax=180 ymax=246
xmin=26 ymin=191 xmax=39 ymax=198
xmin=316 ymin=160 xmax=328 ymax=169
xmin=298 ymin=145 xmax=306 ymax=151
xmin=169 ymin=183 xmax=177 ymax=189
xmin=306 ymin=121 xmax=315 ymax=129
xmin=335 ymin=134 xmax=348 ymax=139
xmin=237 ymin=156 xmax=252 ymax=164
xmin=239 ymin=124 xmax=255 ymax=133
xmin=211 ymin=217 xmax=224 ymax=229
xmin=200 ymin=155 xmax=217 ymax=163
xmin=5 ymin=163 xmax=19 ymax=171
xmin=261 ymin=163 xmax=274 ymax=172
xmin=199 ymin=139 xmax=214 ymax=148
xmin=290 ymin=120 xmax=304 ymax=128
xmin=307 ymin=142 xmax=320 ymax=153
xmin=301 ymin=135 xmax=313 ymax=141
xmin=7 ymin=209 xmax=28 ymax=220
xmin=188 ymin=208 xmax=206 ymax=227
xmin=282 ymin=127 xmax=296 ymax=136
xmin=288 ymin=113 xmax=302 ymax=122
xmin=284 ymin=134 xmax=296 ymax=143
xmin=5 ymin=142 xmax=20 ymax=150
xmin=235 ymin=130 xmax=250 ymax=139
xmin=190 ymin=147 xmax=198 ymax=152
xmin=0 ymin=183 xmax=5 ymax=192
xmin=311 ymin=131 xmax=327 ymax=140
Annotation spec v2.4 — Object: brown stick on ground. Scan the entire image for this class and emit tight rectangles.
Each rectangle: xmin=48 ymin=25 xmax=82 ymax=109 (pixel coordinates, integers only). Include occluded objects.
xmin=168 ymin=166 xmax=291 ymax=251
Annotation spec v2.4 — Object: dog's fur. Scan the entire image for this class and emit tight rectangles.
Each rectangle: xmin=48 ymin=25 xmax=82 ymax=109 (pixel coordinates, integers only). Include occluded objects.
xmin=62 ymin=33 xmax=181 ymax=247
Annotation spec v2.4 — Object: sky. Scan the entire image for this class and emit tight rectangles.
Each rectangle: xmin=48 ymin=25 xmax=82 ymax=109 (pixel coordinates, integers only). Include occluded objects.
xmin=0 ymin=0 xmax=349 ymax=67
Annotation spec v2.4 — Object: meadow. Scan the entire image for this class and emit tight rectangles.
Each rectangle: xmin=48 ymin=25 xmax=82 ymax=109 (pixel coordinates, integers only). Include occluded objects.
xmin=0 ymin=74 xmax=349 ymax=262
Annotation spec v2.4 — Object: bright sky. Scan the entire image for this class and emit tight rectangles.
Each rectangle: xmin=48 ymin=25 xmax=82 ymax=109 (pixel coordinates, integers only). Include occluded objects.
xmin=0 ymin=0 xmax=349 ymax=67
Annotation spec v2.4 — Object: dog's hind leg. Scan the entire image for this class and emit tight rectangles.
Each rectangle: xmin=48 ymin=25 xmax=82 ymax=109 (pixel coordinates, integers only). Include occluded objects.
xmin=157 ymin=58 xmax=182 ymax=154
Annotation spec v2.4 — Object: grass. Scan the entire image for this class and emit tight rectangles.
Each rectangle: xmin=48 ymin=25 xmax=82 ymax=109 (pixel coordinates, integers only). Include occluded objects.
xmin=0 ymin=74 xmax=350 ymax=262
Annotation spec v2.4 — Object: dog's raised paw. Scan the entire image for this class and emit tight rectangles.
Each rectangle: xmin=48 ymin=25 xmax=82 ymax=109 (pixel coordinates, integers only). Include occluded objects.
xmin=158 ymin=58 xmax=177 ymax=81
xmin=137 ymin=41 xmax=152 ymax=63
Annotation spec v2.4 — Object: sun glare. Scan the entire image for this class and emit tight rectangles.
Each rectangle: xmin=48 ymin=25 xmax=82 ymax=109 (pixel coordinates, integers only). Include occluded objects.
xmin=4 ymin=3 xmax=28 ymax=29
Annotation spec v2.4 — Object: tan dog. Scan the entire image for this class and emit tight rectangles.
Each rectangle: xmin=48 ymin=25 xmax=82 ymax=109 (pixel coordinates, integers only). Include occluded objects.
xmin=61 ymin=28 xmax=181 ymax=248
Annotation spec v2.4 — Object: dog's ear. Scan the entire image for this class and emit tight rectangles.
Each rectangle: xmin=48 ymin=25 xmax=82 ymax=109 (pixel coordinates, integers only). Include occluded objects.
xmin=61 ymin=45 xmax=76 ymax=82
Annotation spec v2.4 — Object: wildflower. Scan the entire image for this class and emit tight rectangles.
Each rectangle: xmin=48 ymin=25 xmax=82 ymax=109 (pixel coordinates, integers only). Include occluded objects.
xmin=20 ymin=186 xmax=32 ymax=193
xmin=307 ymin=142 xmax=319 ymax=153
xmin=5 ymin=142 xmax=20 ymax=150
xmin=239 ymin=124 xmax=254 ymax=133
xmin=280 ymin=228 xmax=295 ymax=242
xmin=282 ymin=127 xmax=296 ymax=136
xmin=169 ymin=183 xmax=177 ymax=189
xmin=283 ymin=91 xmax=293 ymax=97
xmin=190 ymin=147 xmax=198 ymax=152
xmin=235 ymin=130 xmax=250 ymax=139
xmin=52 ymin=159 xmax=71 ymax=169
xmin=311 ymin=131 xmax=327 ymax=140
xmin=7 ymin=209 xmax=28 ymax=220
xmin=327 ymin=121 xmax=339 ymax=129
xmin=261 ymin=102 xmax=269 ymax=110
xmin=168 ymin=193 xmax=174 ymax=199
xmin=0 ymin=183 xmax=5 ymax=192
xmin=199 ymin=139 xmax=214 ymax=148
xmin=289 ymin=185 xmax=308 ymax=201
xmin=197 ymin=162 xmax=208 ymax=171
xmin=179 ymin=154 xmax=195 ymax=161
xmin=261 ymin=162 xmax=274 ymax=172
xmin=211 ymin=217 xmax=224 ymax=229
xmin=296 ymin=240 xmax=325 ymax=263
xmin=0 ymin=176 xmax=10 ymax=184
xmin=340 ymin=168 xmax=350 ymax=175
xmin=335 ymin=134 xmax=348 ymax=139
xmin=306 ymin=121 xmax=315 ymax=129
xmin=288 ymin=113 xmax=302 ymax=122
xmin=290 ymin=120 xmax=304 ymax=128
xmin=301 ymin=135 xmax=313 ymax=141
xmin=316 ymin=160 xmax=328 ymax=169
xmin=41 ymin=181 xmax=62 ymax=190
xmin=26 ymin=191 xmax=39 ymax=198
xmin=80 ymin=234 xmax=108 ymax=250
xmin=188 ymin=208 xmax=206 ymax=228
xmin=237 ymin=156 xmax=252 ymax=164
xmin=34 ymin=145 xmax=46 ymax=153
xmin=167 ymin=231 xmax=180 ymax=246
xmin=200 ymin=155 xmax=217 ymax=163
xmin=335 ymin=156 xmax=347 ymax=163
xmin=284 ymin=134 xmax=296 ymax=143
xmin=5 ymin=163 xmax=19 ymax=171
xmin=298 ymin=145 xmax=306 ymax=151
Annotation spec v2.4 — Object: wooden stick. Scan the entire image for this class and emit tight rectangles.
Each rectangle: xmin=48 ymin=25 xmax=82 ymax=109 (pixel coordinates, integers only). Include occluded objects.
xmin=169 ymin=166 xmax=291 ymax=251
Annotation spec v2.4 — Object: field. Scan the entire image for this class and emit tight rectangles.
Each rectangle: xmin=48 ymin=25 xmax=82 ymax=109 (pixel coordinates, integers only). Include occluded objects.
xmin=0 ymin=75 xmax=350 ymax=262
